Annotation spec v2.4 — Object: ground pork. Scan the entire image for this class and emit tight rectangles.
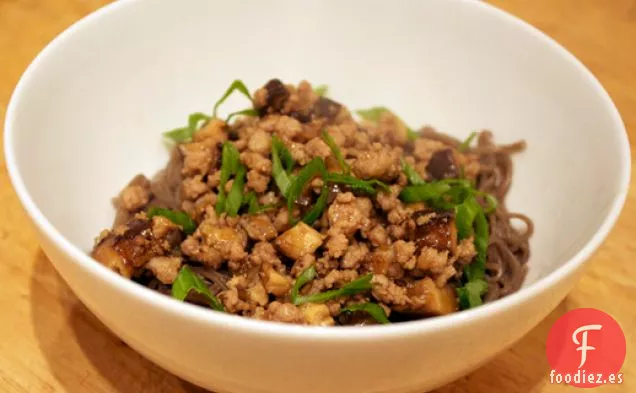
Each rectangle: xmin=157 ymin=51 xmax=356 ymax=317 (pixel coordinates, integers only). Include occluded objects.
xmin=327 ymin=192 xmax=371 ymax=236
xmin=265 ymin=302 xmax=305 ymax=324
xmin=145 ymin=256 xmax=182 ymax=284
xmin=180 ymin=142 xmax=215 ymax=177
xmin=181 ymin=218 xmax=248 ymax=269
xmin=246 ymin=170 xmax=270 ymax=193
xmin=117 ymin=175 xmax=151 ymax=212
xmin=181 ymin=175 xmax=209 ymax=200
xmin=352 ymin=144 xmax=401 ymax=181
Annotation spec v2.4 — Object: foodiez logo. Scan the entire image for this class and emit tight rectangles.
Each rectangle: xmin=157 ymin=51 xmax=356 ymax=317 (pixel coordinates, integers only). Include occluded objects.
xmin=546 ymin=308 xmax=626 ymax=388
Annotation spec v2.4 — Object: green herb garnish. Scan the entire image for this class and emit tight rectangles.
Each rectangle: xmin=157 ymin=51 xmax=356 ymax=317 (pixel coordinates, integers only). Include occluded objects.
xmin=459 ymin=131 xmax=478 ymax=152
xmin=225 ymin=164 xmax=247 ymax=217
xmin=356 ymin=107 xmax=419 ymax=141
xmin=314 ymin=84 xmax=329 ymax=97
xmin=271 ymin=136 xmax=295 ymax=198
xmin=215 ymin=141 xmax=241 ymax=215
xmin=294 ymin=274 xmax=373 ymax=305
xmin=321 ymin=130 xmax=350 ymax=174
xmin=147 ymin=207 xmax=196 ymax=235
xmin=163 ymin=112 xmax=211 ymax=143
xmin=341 ymin=302 xmax=390 ymax=324
xmin=454 ymin=196 xmax=481 ymax=240
xmin=243 ymin=192 xmax=277 ymax=214
xmin=302 ymin=184 xmax=329 ymax=225
xmin=401 ymin=159 xmax=425 ymax=185
xmin=287 ymin=157 xmax=327 ymax=223
xmin=172 ymin=266 xmax=224 ymax=311
xmin=356 ymin=106 xmax=390 ymax=122
xmin=213 ymin=79 xmax=252 ymax=118
xmin=399 ymin=182 xmax=453 ymax=203
xmin=456 ymin=278 xmax=488 ymax=309
xmin=290 ymin=265 xmax=317 ymax=305
xmin=226 ymin=108 xmax=259 ymax=123
xmin=325 ymin=172 xmax=389 ymax=195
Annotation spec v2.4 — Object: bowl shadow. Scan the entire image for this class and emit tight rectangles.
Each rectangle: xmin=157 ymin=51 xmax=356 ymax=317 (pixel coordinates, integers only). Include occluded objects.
xmin=31 ymin=249 xmax=565 ymax=393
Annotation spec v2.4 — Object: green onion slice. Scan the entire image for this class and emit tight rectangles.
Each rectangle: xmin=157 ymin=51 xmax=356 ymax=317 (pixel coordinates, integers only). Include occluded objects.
xmin=459 ymin=131 xmax=478 ymax=152
xmin=290 ymin=265 xmax=317 ymax=305
xmin=341 ymin=302 xmax=390 ymax=324
xmin=294 ymin=274 xmax=373 ymax=305
xmin=147 ymin=207 xmax=196 ymax=235
xmin=225 ymin=164 xmax=247 ymax=217
xmin=213 ymin=79 xmax=252 ymax=118
xmin=287 ymin=158 xmax=327 ymax=222
xmin=215 ymin=141 xmax=241 ymax=214
xmin=163 ymin=112 xmax=211 ymax=143
xmin=171 ymin=266 xmax=224 ymax=311
xmin=321 ymin=130 xmax=350 ymax=174
xmin=271 ymin=136 xmax=295 ymax=197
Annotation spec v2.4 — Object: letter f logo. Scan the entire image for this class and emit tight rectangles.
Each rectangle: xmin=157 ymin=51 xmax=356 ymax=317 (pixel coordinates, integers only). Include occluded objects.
xmin=572 ymin=324 xmax=603 ymax=368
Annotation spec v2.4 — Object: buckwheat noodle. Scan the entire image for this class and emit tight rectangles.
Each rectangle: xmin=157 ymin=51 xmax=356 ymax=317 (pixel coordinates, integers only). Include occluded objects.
xmin=473 ymin=131 xmax=532 ymax=301
xmin=419 ymin=128 xmax=532 ymax=301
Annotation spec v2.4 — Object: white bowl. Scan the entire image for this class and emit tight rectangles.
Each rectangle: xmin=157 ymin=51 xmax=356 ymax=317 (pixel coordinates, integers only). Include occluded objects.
xmin=4 ymin=1 xmax=630 ymax=392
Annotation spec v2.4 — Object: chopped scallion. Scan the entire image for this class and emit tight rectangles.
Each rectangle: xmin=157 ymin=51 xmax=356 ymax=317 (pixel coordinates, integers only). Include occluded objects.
xmin=213 ymin=79 xmax=252 ymax=118
xmin=147 ymin=207 xmax=196 ymax=235
xmin=163 ymin=112 xmax=211 ymax=143
xmin=321 ymin=130 xmax=350 ymax=174
xmin=341 ymin=302 xmax=390 ymax=324
xmin=271 ymin=136 xmax=295 ymax=198
xmin=313 ymin=84 xmax=329 ymax=97
xmin=294 ymin=274 xmax=373 ymax=305
xmin=225 ymin=164 xmax=247 ymax=217
xmin=226 ymin=108 xmax=259 ymax=123
xmin=287 ymin=158 xmax=327 ymax=222
xmin=172 ymin=266 xmax=224 ymax=311
xmin=290 ymin=265 xmax=317 ymax=305
xmin=215 ymin=141 xmax=241 ymax=214
xmin=459 ymin=131 xmax=478 ymax=152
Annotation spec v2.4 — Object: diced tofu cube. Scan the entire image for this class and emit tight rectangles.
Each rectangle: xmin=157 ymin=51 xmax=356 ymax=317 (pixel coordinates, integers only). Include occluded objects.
xmin=301 ymin=303 xmax=335 ymax=326
xmin=264 ymin=268 xmax=292 ymax=297
xmin=408 ymin=278 xmax=458 ymax=316
xmin=275 ymin=222 xmax=325 ymax=260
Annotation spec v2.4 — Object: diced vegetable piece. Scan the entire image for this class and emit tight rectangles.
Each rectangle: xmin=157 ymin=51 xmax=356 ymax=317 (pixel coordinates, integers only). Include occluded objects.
xmin=263 ymin=268 xmax=292 ymax=296
xmin=301 ymin=303 xmax=335 ymax=326
xmin=404 ymin=278 xmax=458 ymax=315
xmin=275 ymin=222 xmax=325 ymax=260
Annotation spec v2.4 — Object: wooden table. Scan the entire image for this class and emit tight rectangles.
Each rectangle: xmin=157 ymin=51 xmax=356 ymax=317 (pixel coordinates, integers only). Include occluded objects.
xmin=0 ymin=1 xmax=634 ymax=392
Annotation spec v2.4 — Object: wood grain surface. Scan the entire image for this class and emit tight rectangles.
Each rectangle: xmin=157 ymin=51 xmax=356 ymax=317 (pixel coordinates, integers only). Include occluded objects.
xmin=0 ymin=1 xmax=634 ymax=392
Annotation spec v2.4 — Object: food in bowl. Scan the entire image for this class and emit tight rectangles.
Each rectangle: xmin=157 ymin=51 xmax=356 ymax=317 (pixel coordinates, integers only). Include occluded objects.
xmin=90 ymin=79 xmax=532 ymax=325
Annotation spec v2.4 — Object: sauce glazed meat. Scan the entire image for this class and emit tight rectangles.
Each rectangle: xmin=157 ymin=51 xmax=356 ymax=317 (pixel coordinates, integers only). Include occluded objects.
xmin=91 ymin=79 xmax=533 ymax=326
